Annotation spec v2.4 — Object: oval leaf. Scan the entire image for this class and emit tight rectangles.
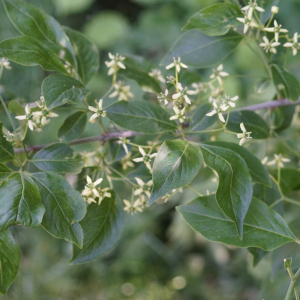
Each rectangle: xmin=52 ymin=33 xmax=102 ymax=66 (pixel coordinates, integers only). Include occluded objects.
xmin=149 ymin=140 xmax=203 ymax=205
xmin=106 ymin=100 xmax=177 ymax=134
xmin=271 ymin=64 xmax=300 ymax=102
xmin=0 ymin=229 xmax=20 ymax=295
xmin=199 ymin=144 xmax=253 ymax=237
xmin=177 ymin=195 xmax=296 ymax=251
xmin=0 ymin=172 xmax=45 ymax=231
xmin=32 ymin=143 xmax=84 ymax=174
xmin=57 ymin=111 xmax=87 ymax=142
xmin=226 ymin=110 xmax=270 ymax=139
xmin=70 ymin=191 xmax=124 ymax=264
xmin=0 ymin=123 xmax=15 ymax=162
xmin=42 ymin=74 xmax=90 ymax=109
xmin=183 ymin=3 xmax=243 ymax=36
xmin=189 ymin=103 xmax=218 ymax=131
xmin=203 ymin=141 xmax=271 ymax=187
xmin=32 ymin=172 xmax=86 ymax=248
xmin=160 ymin=30 xmax=243 ymax=69
xmin=64 ymin=27 xmax=99 ymax=84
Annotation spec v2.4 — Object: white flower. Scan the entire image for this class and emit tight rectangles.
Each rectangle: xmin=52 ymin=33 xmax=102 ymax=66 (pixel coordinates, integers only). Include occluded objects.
xmin=15 ymin=105 xmax=35 ymax=131
xmin=261 ymin=156 xmax=268 ymax=165
xmin=191 ymin=82 xmax=207 ymax=94
xmin=208 ymin=86 xmax=224 ymax=103
xmin=82 ymin=176 xmax=103 ymax=198
xmin=259 ymin=36 xmax=281 ymax=54
xmin=166 ymin=76 xmax=176 ymax=85
xmin=88 ymin=99 xmax=106 ymax=122
xmin=284 ymin=32 xmax=300 ymax=56
xmin=0 ymin=57 xmax=12 ymax=70
xmin=236 ymin=15 xmax=259 ymax=34
xmin=271 ymin=6 xmax=279 ymax=14
xmin=123 ymin=199 xmax=143 ymax=214
xmin=132 ymin=146 xmax=157 ymax=170
xmin=237 ymin=123 xmax=252 ymax=145
xmin=158 ymin=89 xmax=169 ymax=105
xmin=105 ymin=52 xmax=126 ymax=76
xmin=97 ymin=187 xmax=111 ymax=205
xmin=267 ymin=154 xmax=290 ymax=168
xmin=149 ymin=68 xmax=165 ymax=83
xmin=222 ymin=95 xmax=239 ymax=108
xmin=109 ymin=81 xmax=134 ymax=101
xmin=210 ymin=64 xmax=229 ymax=85
xmin=166 ymin=57 xmax=188 ymax=73
xmin=119 ymin=152 xmax=134 ymax=170
xmin=206 ymin=100 xmax=228 ymax=123
xmin=4 ymin=131 xmax=14 ymax=142
xmin=117 ymin=137 xmax=130 ymax=154
xmin=134 ymin=177 xmax=153 ymax=198
xmin=264 ymin=20 xmax=288 ymax=43
xmin=172 ymin=83 xmax=194 ymax=105
xmin=170 ymin=106 xmax=186 ymax=123
xmin=241 ymin=0 xmax=265 ymax=20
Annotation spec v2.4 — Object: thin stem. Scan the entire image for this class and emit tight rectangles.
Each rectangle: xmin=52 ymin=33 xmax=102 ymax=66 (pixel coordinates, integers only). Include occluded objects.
xmin=186 ymin=128 xmax=224 ymax=135
xmin=0 ymin=94 xmax=16 ymax=132
xmin=273 ymin=132 xmax=300 ymax=159
xmin=108 ymin=166 xmax=135 ymax=187
xmin=187 ymin=185 xmax=203 ymax=197
xmin=285 ymin=267 xmax=300 ymax=300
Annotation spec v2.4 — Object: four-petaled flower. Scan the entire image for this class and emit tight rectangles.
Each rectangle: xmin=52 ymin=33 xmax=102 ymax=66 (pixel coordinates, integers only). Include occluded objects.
xmin=236 ymin=14 xmax=259 ymax=34
xmin=264 ymin=20 xmax=288 ymax=43
xmin=132 ymin=146 xmax=157 ymax=170
xmin=88 ymin=99 xmax=106 ymax=122
xmin=241 ymin=0 xmax=265 ymax=19
xmin=166 ymin=57 xmax=188 ymax=73
xmin=222 ymin=95 xmax=239 ymax=108
xmin=210 ymin=64 xmax=229 ymax=85
xmin=109 ymin=81 xmax=134 ymax=101
xmin=158 ymin=89 xmax=169 ymax=105
xmin=134 ymin=177 xmax=153 ymax=198
xmin=120 ymin=152 xmax=134 ymax=170
xmin=237 ymin=123 xmax=252 ymax=145
xmin=284 ymin=32 xmax=300 ymax=56
xmin=172 ymin=83 xmax=194 ymax=105
xmin=259 ymin=36 xmax=281 ymax=53
xmin=82 ymin=176 xmax=103 ymax=198
xmin=206 ymin=100 xmax=229 ymax=123
xmin=117 ymin=137 xmax=130 ymax=154
xmin=105 ymin=52 xmax=126 ymax=76
xmin=170 ymin=106 xmax=186 ymax=123
xmin=15 ymin=105 xmax=35 ymax=131
xmin=123 ymin=199 xmax=143 ymax=214
xmin=149 ymin=68 xmax=165 ymax=83
xmin=267 ymin=154 xmax=290 ymax=168
xmin=0 ymin=57 xmax=12 ymax=70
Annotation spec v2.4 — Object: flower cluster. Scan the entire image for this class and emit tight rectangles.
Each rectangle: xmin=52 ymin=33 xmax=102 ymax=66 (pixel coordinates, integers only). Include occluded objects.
xmin=105 ymin=53 xmax=126 ymax=76
xmin=109 ymin=80 xmax=134 ymax=101
xmin=132 ymin=146 xmax=157 ymax=171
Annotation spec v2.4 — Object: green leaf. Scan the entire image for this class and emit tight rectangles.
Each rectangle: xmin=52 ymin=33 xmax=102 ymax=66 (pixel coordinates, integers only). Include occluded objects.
xmin=189 ymin=103 xmax=218 ymax=131
xmin=0 ymin=172 xmax=45 ymax=231
xmin=272 ymin=105 xmax=295 ymax=132
xmin=199 ymin=144 xmax=253 ymax=237
xmin=2 ymin=0 xmax=77 ymax=69
xmin=32 ymin=172 xmax=86 ymax=248
xmin=276 ymin=168 xmax=300 ymax=195
xmin=160 ymin=30 xmax=243 ymax=69
xmin=149 ymin=140 xmax=202 ymax=205
xmin=42 ymin=74 xmax=90 ymax=110
xmin=183 ymin=3 xmax=243 ymax=36
xmin=177 ymin=195 xmax=296 ymax=251
xmin=203 ymin=141 xmax=271 ymax=187
xmin=106 ymin=100 xmax=177 ymax=134
xmin=0 ymin=36 xmax=68 ymax=74
xmin=271 ymin=64 xmax=300 ymax=102
xmin=8 ymin=100 xmax=25 ymax=115
xmin=64 ymin=27 xmax=99 ymax=84
xmin=118 ymin=57 xmax=161 ymax=93
xmin=226 ymin=110 xmax=270 ymax=139
xmin=0 ymin=164 xmax=13 ymax=181
xmin=70 ymin=191 xmax=124 ymax=264
xmin=107 ymin=140 xmax=132 ymax=162
xmin=253 ymin=181 xmax=282 ymax=208
xmin=32 ymin=143 xmax=84 ymax=174
xmin=0 ymin=229 xmax=20 ymax=295
xmin=248 ymin=247 xmax=268 ymax=267
xmin=0 ymin=123 xmax=15 ymax=162
xmin=57 ymin=111 xmax=87 ymax=142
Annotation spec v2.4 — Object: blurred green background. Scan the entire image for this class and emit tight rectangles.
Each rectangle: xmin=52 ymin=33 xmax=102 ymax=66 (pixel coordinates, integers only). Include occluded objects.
xmin=1 ymin=0 xmax=300 ymax=299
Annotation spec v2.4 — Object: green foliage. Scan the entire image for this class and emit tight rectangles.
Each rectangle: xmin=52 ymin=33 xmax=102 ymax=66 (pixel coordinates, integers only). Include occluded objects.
xmin=0 ymin=123 xmax=15 ymax=162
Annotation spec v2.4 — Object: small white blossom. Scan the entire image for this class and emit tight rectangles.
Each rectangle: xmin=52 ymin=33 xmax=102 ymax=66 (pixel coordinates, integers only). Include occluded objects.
xmin=208 ymin=86 xmax=224 ymax=103
xmin=132 ymin=146 xmax=157 ymax=170
xmin=169 ymin=106 xmax=186 ymax=123
xmin=96 ymin=187 xmax=111 ymax=205
xmin=264 ymin=20 xmax=288 ymax=43
xmin=172 ymin=83 xmax=194 ymax=105
xmin=123 ymin=199 xmax=143 ymax=214
xmin=158 ymin=89 xmax=169 ymax=105
xmin=206 ymin=100 xmax=228 ymax=123
xmin=4 ymin=131 xmax=14 ymax=142
xmin=117 ymin=137 xmax=130 ymax=154
xmin=109 ymin=81 xmax=134 ymax=101
xmin=237 ymin=123 xmax=252 ymax=145
xmin=0 ymin=57 xmax=12 ymax=70
xmin=15 ymin=105 xmax=35 ymax=131
xmin=222 ymin=95 xmax=239 ymax=108
xmin=82 ymin=176 xmax=103 ymax=198
xmin=236 ymin=14 xmax=259 ymax=34
xmin=241 ymin=0 xmax=265 ymax=20
xmin=259 ymin=36 xmax=281 ymax=54
xmin=119 ymin=152 xmax=134 ymax=170
xmin=105 ymin=52 xmax=126 ymax=76
xmin=166 ymin=76 xmax=176 ymax=85
xmin=284 ymin=32 xmax=300 ymax=56
xmin=191 ymin=82 xmax=207 ymax=94
xmin=149 ymin=68 xmax=165 ymax=83
xmin=88 ymin=99 xmax=106 ymax=122
xmin=210 ymin=64 xmax=229 ymax=86
xmin=271 ymin=6 xmax=279 ymax=14
xmin=166 ymin=57 xmax=188 ymax=73
xmin=134 ymin=177 xmax=153 ymax=198
xmin=267 ymin=154 xmax=290 ymax=168
xmin=261 ymin=156 xmax=268 ymax=165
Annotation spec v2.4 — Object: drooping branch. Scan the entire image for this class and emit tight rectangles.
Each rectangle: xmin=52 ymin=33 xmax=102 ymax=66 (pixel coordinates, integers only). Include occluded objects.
xmin=13 ymin=98 xmax=300 ymax=154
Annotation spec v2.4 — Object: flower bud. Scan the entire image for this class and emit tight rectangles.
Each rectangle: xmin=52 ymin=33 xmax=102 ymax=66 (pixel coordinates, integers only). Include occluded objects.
xmin=271 ymin=6 xmax=279 ymax=14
